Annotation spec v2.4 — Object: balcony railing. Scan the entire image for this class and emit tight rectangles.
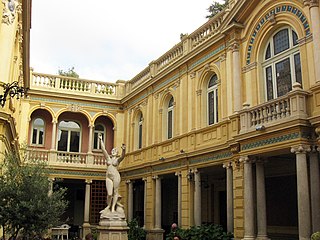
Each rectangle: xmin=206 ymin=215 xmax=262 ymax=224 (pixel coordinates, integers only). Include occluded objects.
xmin=31 ymin=72 xmax=123 ymax=98
xmin=26 ymin=149 xmax=107 ymax=169
xmin=239 ymin=84 xmax=309 ymax=133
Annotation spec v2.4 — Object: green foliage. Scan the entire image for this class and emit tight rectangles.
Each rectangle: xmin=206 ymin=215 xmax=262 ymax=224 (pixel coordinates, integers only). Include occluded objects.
xmin=0 ymin=150 xmax=68 ymax=239
xmin=166 ymin=224 xmax=233 ymax=240
xmin=58 ymin=66 xmax=79 ymax=78
xmin=127 ymin=218 xmax=146 ymax=240
xmin=206 ymin=0 xmax=228 ymax=19
xmin=312 ymin=232 xmax=320 ymax=240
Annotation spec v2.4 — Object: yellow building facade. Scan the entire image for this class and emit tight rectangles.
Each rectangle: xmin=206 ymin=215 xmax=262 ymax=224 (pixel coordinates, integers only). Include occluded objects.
xmin=3 ymin=0 xmax=320 ymax=239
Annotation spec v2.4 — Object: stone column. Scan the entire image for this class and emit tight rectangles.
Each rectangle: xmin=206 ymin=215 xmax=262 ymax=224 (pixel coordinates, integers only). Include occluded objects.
xmin=143 ymin=178 xmax=147 ymax=228
xmin=48 ymin=177 xmax=55 ymax=197
xmin=242 ymin=156 xmax=255 ymax=240
xmin=194 ymin=169 xmax=202 ymax=226
xmin=175 ymin=172 xmax=182 ymax=227
xmin=88 ymin=124 xmax=93 ymax=154
xmin=232 ymin=42 xmax=241 ymax=112
xmin=126 ymin=180 xmax=134 ymax=221
xmin=308 ymin=0 xmax=320 ymax=83
xmin=291 ymin=145 xmax=311 ymax=240
xmin=154 ymin=175 xmax=162 ymax=229
xmin=83 ymin=179 xmax=92 ymax=237
xmin=51 ymin=120 xmax=57 ymax=150
xmin=310 ymin=146 xmax=320 ymax=232
xmin=223 ymin=162 xmax=234 ymax=233
xmin=256 ymin=160 xmax=268 ymax=240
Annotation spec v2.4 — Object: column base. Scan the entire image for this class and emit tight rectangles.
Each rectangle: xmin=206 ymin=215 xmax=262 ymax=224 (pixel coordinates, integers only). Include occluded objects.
xmin=97 ymin=225 xmax=129 ymax=240
xmin=242 ymin=236 xmax=255 ymax=240
xmin=82 ymin=222 xmax=91 ymax=238
xmin=256 ymin=235 xmax=269 ymax=240
xmin=146 ymin=229 xmax=165 ymax=240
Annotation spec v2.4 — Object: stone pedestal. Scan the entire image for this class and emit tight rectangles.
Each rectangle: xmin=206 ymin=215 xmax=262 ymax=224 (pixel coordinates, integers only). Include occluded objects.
xmin=98 ymin=225 xmax=129 ymax=240
xmin=98 ymin=207 xmax=128 ymax=240
xmin=146 ymin=229 xmax=165 ymax=240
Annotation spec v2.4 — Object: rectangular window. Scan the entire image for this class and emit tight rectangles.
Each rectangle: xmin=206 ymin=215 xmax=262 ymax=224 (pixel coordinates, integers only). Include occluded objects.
xmin=265 ymin=66 xmax=274 ymax=100
xmin=38 ymin=128 xmax=44 ymax=145
xmin=32 ymin=129 xmax=37 ymax=144
xmin=208 ymin=91 xmax=214 ymax=125
xmin=168 ymin=111 xmax=173 ymax=139
xmin=276 ymin=58 xmax=292 ymax=97
xmin=138 ymin=124 xmax=142 ymax=149
xmin=70 ymin=131 xmax=80 ymax=152
xmin=58 ymin=130 xmax=68 ymax=151
xmin=294 ymin=53 xmax=302 ymax=85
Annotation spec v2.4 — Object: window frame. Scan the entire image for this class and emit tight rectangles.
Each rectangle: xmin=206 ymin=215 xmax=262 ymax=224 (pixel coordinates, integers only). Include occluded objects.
xmin=167 ymin=96 xmax=174 ymax=140
xmin=262 ymin=27 xmax=302 ymax=101
xmin=57 ymin=120 xmax=81 ymax=153
xmin=31 ymin=118 xmax=45 ymax=146
xmin=93 ymin=124 xmax=105 ymax=150
xmin=207 ymin=74 xmax=219 ymax=126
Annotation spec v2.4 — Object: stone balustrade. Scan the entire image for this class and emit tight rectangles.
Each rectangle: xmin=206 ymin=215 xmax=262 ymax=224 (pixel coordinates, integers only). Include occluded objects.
xmin=26 ymin=149 xmax=107 ymax=169
xmin=239 ymin=85 xmax=309 ymax=133
xmin=32 ymin=72 xmax=121 ymax=98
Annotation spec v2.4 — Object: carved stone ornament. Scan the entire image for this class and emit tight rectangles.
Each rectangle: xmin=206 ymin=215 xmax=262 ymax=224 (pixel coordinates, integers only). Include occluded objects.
xmin=67 ymin=104 xmax=82 ymax=112
xmin=2 ymin=0 xmax=21 ymax=25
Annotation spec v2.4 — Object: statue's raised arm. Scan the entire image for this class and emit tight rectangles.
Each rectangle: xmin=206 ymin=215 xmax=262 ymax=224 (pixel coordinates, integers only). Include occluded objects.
xmin=98 ymin=134 xmax=110 ymax=160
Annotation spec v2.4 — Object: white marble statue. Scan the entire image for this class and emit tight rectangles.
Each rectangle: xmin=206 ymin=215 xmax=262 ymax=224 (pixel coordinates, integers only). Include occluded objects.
xmin=99 ymin=134 xmax=126 ymax=219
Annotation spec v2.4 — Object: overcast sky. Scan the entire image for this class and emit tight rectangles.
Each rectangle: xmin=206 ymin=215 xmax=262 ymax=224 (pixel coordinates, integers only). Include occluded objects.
xmin=30 ymin=0 xmax=215 ymax=82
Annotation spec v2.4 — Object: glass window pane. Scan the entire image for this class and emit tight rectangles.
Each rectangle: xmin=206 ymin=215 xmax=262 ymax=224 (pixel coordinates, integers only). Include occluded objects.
xmin=273 ymin=29 xmax=289 ymax=55
xmin=58 ymin=130 xmax=68 ymax=151
xmin=208 ymin=91 xmax=214 ymax=125
xmin=38 ymin=128 xmax=44 ymax=145
xmin=94 ymin=132 xmax=98 ymax=149
xmin=168 ymin=110 xmax=172 ymax=139
xmin=208 ymin=74 xmax=218 ymax=88
xmin=139 ymin=124 xmax=142 ymax=149
xmin=265 ymin=43 xmax=271 ymax=60
xmin=32 ymin=129 xmax=37 ymax=144
xmin=265 ymin=66 xmax=274 ymax=100
xmin=59 ymin=121 xmax=80 ymax=129
xmin=276 ymin=58 xmax=292 ymax=97
xmin=292 ymin=30 xmax=298 ymax=46
xmin=34 ymin=118 xmax=44 ymax=126
xmin=294 ymin=53 xmax=302 ymax=85
xmin=168 ymin=97 xmax=174 ymax=107
xmin=70 ymin=131 xmax=80 ymax=152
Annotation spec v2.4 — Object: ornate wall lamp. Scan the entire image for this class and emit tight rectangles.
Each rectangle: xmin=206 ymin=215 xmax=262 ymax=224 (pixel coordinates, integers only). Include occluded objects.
xmin=0 ymin=81 xmax=27 ymax=107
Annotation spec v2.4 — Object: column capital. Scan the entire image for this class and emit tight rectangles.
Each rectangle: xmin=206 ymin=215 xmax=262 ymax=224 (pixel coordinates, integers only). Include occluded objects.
xmin=223 ymin=162 xmax=233 ymax=169
xmin=85 ymin=179 xmax=92 ymax=184
xmin=126 ymin=179 xmax=132 ymax=184
xmin=88 ymin=123 xmax=94 ymax=128
xmin=52 ymin=120 xmax=58 ymax=124
xmin=48 ymin=177 xmax=55 ymax=182
xmin=291 ymin=144 xmax=311 ymax=154
xmin=175 ymin=171 xmax=182 ymax=177
xmin=304 ymin=0 xmax=319 ymax=7
xmin=142 ymin=177 xmax=147 ymax=182
xmin=152 ymin=175 xmax=160 ymax=180
xmin=239 ymin=155 xmax=251 ymax=164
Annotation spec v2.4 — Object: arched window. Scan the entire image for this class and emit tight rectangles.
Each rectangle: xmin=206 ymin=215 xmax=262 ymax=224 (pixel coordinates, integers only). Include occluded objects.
xmin=93 ymin=124 xmax=105 ymax=150
xmin=167 ymin=97 xmax=174 ymax=139
xmin=138 ymin=112 xmax=143 ymax=149
xmin=57 ymin=120 xmax=81 ymax=152
xmin=207 ymin=74 xmax=218 ymax=125
xmin=31 ymin=118 xmax=45 ymax=145
xmin=263 ymin=27 xmax=302 ymax=101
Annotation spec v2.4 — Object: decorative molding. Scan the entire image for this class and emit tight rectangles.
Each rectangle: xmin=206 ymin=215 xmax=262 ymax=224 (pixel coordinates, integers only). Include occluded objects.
xmin=189 ymin=151 xmax=232 ymax=165
xmin=2 ymin=0 xmax=20 ymax=25
xmin=246 ymin=4 xmax=311 ymax=65
xmin=291 ymin=144 xmax=311 ymax=154
xmin=67 ymin=104 xmax=82 ymax=112
xmin=241 ymin=132 xmax=302 ymax=151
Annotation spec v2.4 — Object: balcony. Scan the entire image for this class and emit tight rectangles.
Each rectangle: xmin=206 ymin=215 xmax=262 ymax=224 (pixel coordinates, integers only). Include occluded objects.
xmin=26 ymin=148 xmax=107 ymax=170
xmin=31 ymin=72 xmax=125 ymax=99
xmin=239 ymin=83 xmax=309 ymax=134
